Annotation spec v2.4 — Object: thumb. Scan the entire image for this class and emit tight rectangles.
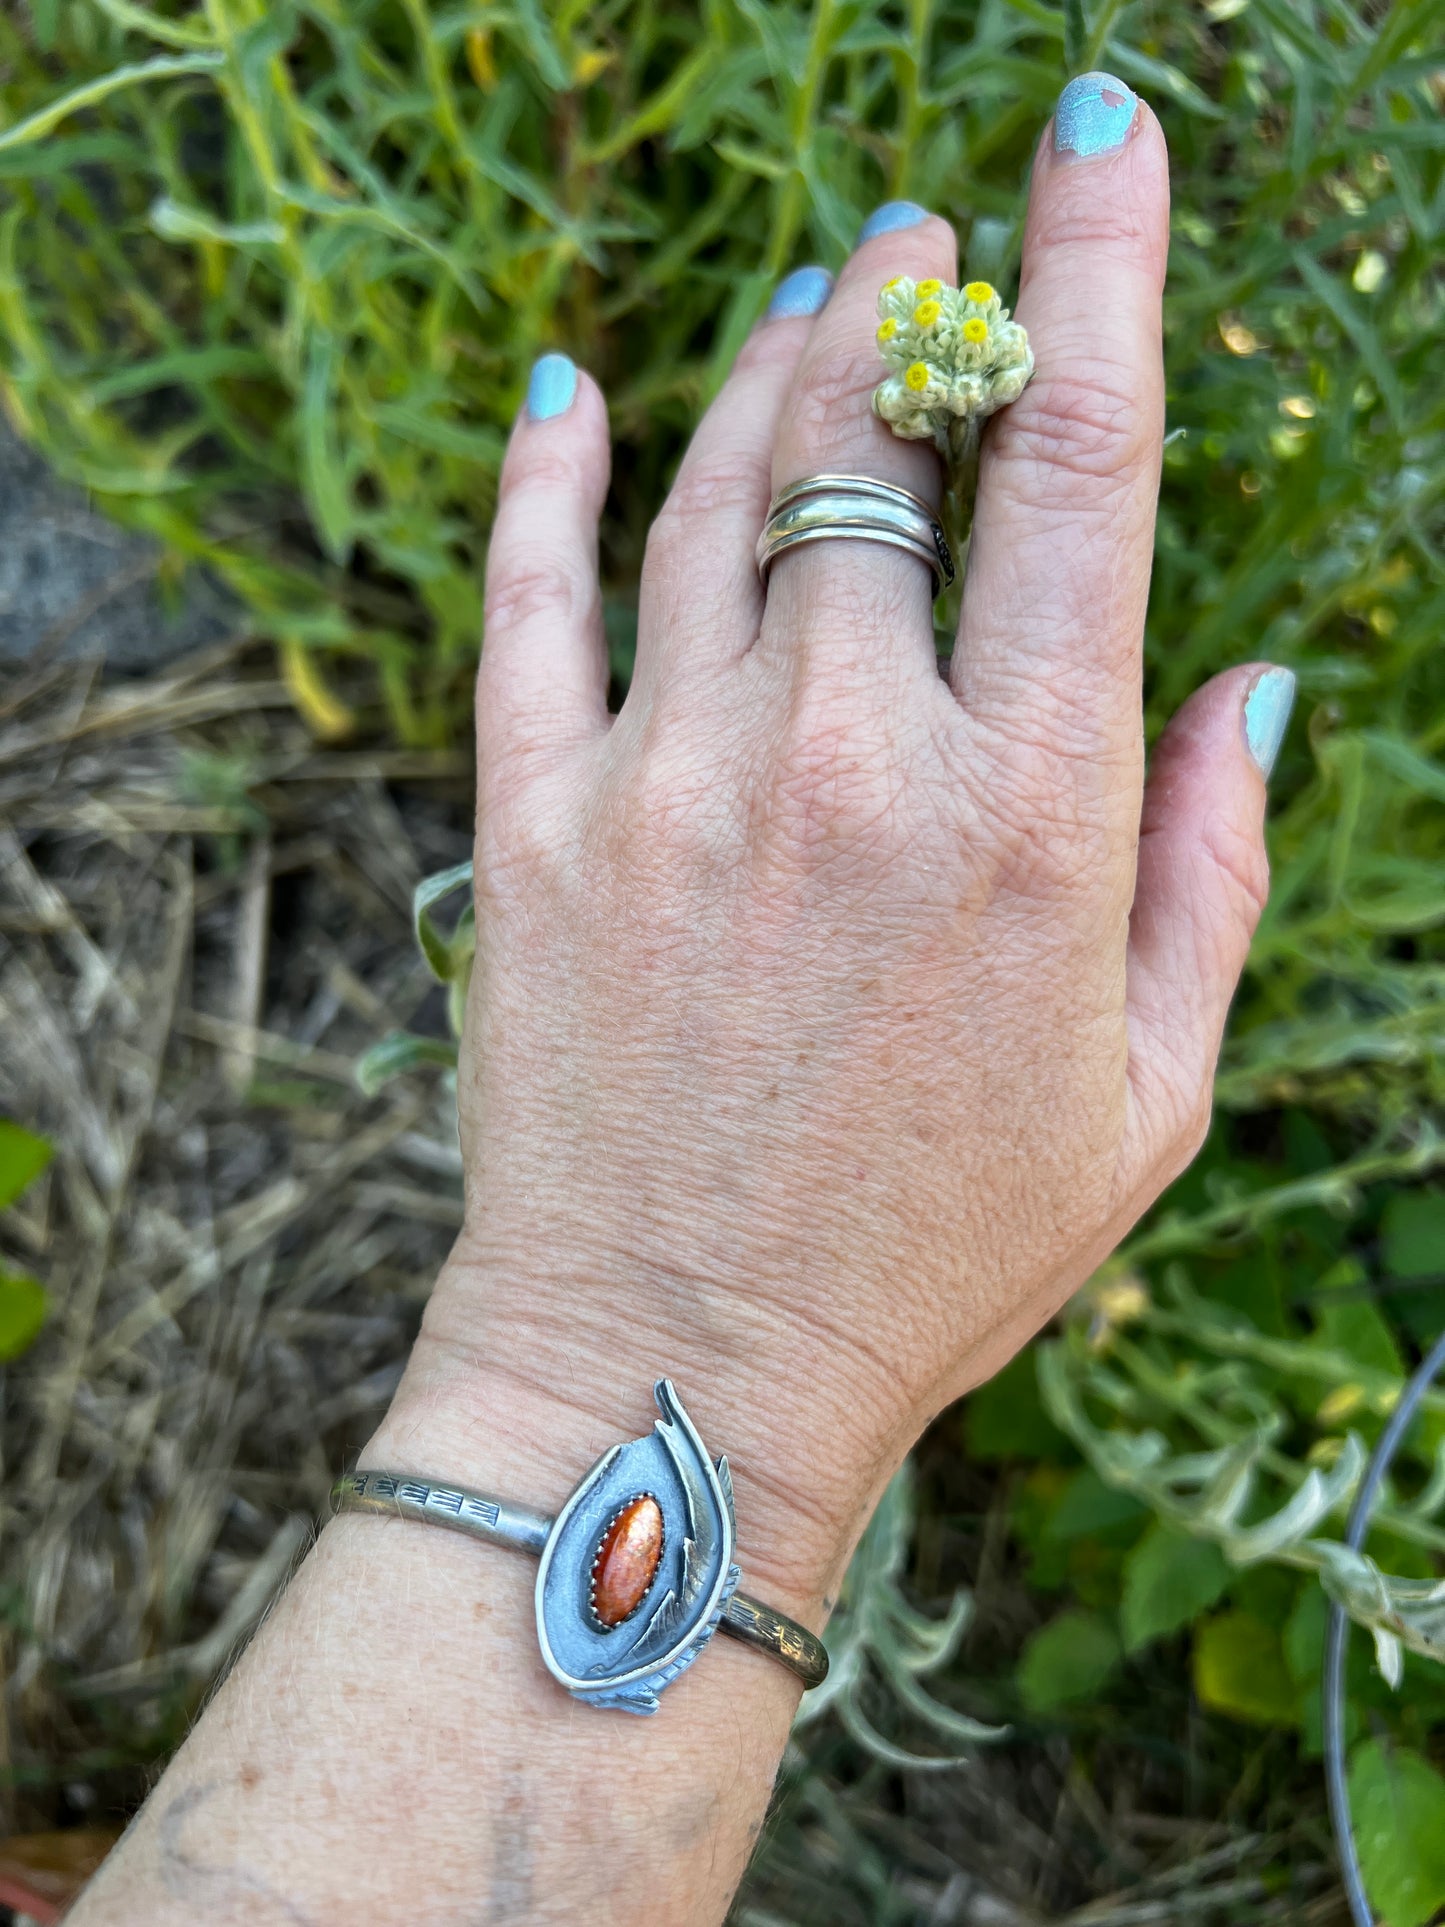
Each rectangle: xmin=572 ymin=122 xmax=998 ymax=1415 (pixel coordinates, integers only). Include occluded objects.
xmin=1120 ymin=663 xmax=1297 ymax=1192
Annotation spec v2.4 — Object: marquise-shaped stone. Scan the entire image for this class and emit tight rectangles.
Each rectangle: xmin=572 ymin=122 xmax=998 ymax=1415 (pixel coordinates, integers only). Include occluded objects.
xmin=590 ymin=1495 xmax=663 ymax=1628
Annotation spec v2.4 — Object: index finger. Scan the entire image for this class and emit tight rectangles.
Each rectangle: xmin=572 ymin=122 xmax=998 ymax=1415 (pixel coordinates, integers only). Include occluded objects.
xmin=951 ymin=75 xmax=1169 ymax=779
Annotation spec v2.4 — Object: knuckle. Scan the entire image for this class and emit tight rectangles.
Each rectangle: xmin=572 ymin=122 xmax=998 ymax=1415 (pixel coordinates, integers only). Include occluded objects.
xmin=1186 ymin=805 xmax=1279 ymax=940
xmin=987 ymin=366 xmax=1153 ymax=502
xmin=1160 ymin=1088 xmax=1214 ymax=1185
xmin=1131 ymin=1051 xmax=1214 ymax=1191
xmin=504 ymin=436 xmax=583 ymax=497
xmin=1183 ymin=1090 xmax=1215 ymax=1162
xmin=604 ymin=732 xmax=743 ymax=886
xmin=484 ymin=552 xmax=595 ymax=637
xmin=1030 ymin=197 xmax=1161 ymax=260
xmin=788 ymin=340 xmax=882 ymax=459
xmin=476 ymin=785 xmax=572 ymax=901
xmin=760 ymin=696 xmax=916 ymax=871
xmin=651 ymin=458 xmax=767 ymax=546
xmin=1013 ymin=814 xmax=1108 ymax=901
xmin=976 ymin=742 xmax=1113 ymax=901
xmin=1199 ymin=812 xmax=1271 ymax=931
xmin=626 ymin=762 xmax=714 ymax=862
xmin=731 ymin=324 xmax=802 ymax=378
xmin=474 ymin=678 xmax=587 ymax=808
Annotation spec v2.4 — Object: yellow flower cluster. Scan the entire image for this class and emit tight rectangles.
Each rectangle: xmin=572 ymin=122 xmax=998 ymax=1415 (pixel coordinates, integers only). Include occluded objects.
xmin=871 ymin=274 xmax=1033 ymax=455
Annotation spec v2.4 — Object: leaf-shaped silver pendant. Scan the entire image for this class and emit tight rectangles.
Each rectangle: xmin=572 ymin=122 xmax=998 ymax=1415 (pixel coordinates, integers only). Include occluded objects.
xmin=535 ymin=1380 xmax=739 ymax=1714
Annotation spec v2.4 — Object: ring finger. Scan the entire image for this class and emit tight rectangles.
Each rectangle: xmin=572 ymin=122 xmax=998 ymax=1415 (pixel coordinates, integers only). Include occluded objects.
xmin=757 ymin=205 xmax=957 ymax=679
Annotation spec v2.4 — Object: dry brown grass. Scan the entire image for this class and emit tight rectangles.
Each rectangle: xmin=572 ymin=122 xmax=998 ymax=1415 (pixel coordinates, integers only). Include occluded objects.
xmin=0 ymin=642 xmax=471 ymax=1834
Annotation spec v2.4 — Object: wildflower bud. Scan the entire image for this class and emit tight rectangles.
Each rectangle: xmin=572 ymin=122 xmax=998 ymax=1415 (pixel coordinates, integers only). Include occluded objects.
xmin=872 ymin=274 xmax=1034 ymax=459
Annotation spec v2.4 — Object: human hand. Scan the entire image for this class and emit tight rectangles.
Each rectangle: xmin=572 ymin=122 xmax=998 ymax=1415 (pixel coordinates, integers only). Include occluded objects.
xmin=68 ymin=78 xmax=1301 ymax=1927
xmin=382 ymin=80 xmax=1296 ymax=1620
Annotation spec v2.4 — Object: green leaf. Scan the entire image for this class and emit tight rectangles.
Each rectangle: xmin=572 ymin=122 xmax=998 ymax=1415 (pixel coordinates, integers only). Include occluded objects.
xmin=0 ymin=52 xmax=223 ymax=155
xmin=413 ymin=862 xmax=475 ymax=984
xmin=1315 ymin=1289 xmax=1404 ymax=1381
xmin=1120 ymin=1526 xmax=1230 ymax=1653
xmin=1362 ymin=733 xmax=1445 ymax=806
xmin=1018 ymin=1610 xmax=1120 ymax=1713
xmin=368 ymin=403 xmax=505 ymax=467
xmin=90 ymin=345 xmax=277 ymax=405
xmin=1293 ymin=249 xmax=1407 ymax=429
xmin=1349 ymin=1740 xmax=1445 ymax=1927
xmin=355 ymin=1031 xmax=458 ymax=1097
xmin=1193 ymin=1612 xmax=1299 ymax=1727
xmin=300 ymin=330 xmax=352 ymax=565
xmin=1382 ymin=1191 xmax=1445 ymax=1280
xmin=0 ymin=1121 xmax=52 ymax=1212
xmin=148 ymin=197 xmax=285 ymax=248
xmin=1284 ymin=1582 xmax=1327 ymax=1687
xmin=0 ymin=1268 xmax=47 ymax=1361
xmin=87 ymin=0 xmax=217 ymax=50
xmin=1104 ymin=46 xmax=1229 ymax=119
xmin=1348 ymin=875 xmax=1445 ymax=935
xmin=963 ymin=1347 xmax=1072 ymax=1463
xmin=1041 ymin=1468 xmax=1148 ymax=1544
xmin=1062 ymin=0 xmax=1086 ymax=71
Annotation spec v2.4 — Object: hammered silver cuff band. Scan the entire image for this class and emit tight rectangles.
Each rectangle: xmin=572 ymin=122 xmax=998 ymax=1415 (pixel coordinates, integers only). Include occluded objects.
xmin=331 ymin=1380 xmax=829 ymax=1716
xmin=755 ymin=472 xmax=955 ymax=597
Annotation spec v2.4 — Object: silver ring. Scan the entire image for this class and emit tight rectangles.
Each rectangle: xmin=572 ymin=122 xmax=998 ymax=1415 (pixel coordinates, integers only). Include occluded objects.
xmin=330 ymin=1379 xmax=829 ymax=1715
xmin=756 ymin=471 xmax=955 ymax=597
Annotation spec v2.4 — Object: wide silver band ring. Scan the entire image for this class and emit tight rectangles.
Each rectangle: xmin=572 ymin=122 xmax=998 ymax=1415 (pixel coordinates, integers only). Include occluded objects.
xmin=756 ymin=472 xmax=955 ymax=598
xmin=331 ymin=1381 xmax=829 ymax=1717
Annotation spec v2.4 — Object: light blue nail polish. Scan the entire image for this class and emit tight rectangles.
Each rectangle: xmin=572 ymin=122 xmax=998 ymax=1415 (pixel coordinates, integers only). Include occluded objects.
xmin=1243 ymin=666 xmax=1297 ymax=779
xmin=767 ymin=265 xmax=833 ymax=319
xmin=526 ymin=353 xmax=577 ymax=421
xmin=857 ymin=200 xmax=928 ymax=243
xmin=1054 ymin=71 xmax=1139 ymax=158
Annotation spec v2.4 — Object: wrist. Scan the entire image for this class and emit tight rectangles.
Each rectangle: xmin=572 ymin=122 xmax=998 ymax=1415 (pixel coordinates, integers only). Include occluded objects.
xmin=363 ymin=1246 xmax=912 ymax=1626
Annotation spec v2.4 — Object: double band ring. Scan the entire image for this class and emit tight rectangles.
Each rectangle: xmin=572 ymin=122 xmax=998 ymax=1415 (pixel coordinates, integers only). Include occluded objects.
xmin=756 ymin=473 xmax=955 ymax=599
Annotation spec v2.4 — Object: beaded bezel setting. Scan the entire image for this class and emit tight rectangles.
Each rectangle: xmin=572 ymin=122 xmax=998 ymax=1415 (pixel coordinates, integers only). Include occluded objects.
xmin=535 ymin=1380 xmax=740 ymax=1715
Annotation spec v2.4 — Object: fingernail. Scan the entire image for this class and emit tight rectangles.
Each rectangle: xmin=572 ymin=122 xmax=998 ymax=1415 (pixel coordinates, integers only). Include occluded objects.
xmin=1243 ymin=666 xmax=1297 ymax=779
xmin=857 ymin=200 xmax=928 ymax=243
xmin=526 ymin=353 xmax=577 ymax=421
xmin=1054 ymin=71 xmax=1139 ymax=158
xmin=766 ymin=265 xmax=833 ymax=319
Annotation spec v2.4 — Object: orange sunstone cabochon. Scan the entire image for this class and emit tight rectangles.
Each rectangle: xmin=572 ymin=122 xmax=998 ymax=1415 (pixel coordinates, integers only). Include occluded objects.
xmin=535 ymin=1377 xmax=740 ymax=1712
xmin=589 ymin=1495 xmax=664 ymax=1628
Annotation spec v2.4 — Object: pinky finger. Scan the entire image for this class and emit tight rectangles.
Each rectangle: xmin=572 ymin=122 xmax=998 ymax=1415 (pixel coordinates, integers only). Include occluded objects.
xmin=1121 ymin=664 xmax=1297 ymax=1187
xmin=478 ymin=355 xmax=611 ymax=769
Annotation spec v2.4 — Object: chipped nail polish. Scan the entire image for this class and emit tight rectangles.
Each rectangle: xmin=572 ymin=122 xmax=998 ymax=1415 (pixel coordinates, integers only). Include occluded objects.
xmin=767 ymin=266 xmax=833 ymax=319
xmin=857 ymin=201 xmax=928 ymax=243
xmin=526 ymin=353 xmax=577 ymax=421
xmin=1243 ymin=666 xmax=1297 ymax=779
xmin=1054 ymin=72 xmax=1139 ymax=159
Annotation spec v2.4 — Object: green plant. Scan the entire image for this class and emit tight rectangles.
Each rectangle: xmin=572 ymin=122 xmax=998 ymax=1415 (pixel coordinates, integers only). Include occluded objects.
xmin=3 ymin=0 xmax=1439 ymax=736
xmin=354 ymin=858 xmax=472 ymax=1093
xmin=0 ymin=1120 xmax=54 ymax=1359
xmin=794 ymin=1463 xmax=1003 ymax=1767
xmin=5 ymin=0 xmax=1444 ymax=1915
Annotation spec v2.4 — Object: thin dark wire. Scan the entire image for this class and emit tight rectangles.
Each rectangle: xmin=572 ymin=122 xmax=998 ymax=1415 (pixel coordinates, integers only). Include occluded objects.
xmin=1323 ymin=1325 xmax=1445 ymax=1927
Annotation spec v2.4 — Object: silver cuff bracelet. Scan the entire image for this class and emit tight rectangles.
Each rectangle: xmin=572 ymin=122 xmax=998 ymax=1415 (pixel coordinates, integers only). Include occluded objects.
xmin=331 ymin=1379 xmax=829 ymax=1716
